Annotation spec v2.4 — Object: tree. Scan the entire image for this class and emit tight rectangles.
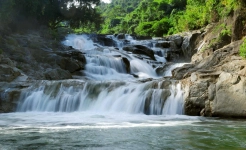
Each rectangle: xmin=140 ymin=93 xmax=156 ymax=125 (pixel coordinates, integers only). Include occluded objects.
xmin=0 ymin=0 xmax=102 ymax=30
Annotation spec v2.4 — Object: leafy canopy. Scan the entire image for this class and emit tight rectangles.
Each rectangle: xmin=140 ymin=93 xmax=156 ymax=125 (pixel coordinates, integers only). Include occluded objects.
xmin=0 ymin=0 xmax=102 ymax=29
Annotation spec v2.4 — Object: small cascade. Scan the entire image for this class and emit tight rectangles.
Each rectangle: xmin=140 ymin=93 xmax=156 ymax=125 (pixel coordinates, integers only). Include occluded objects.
xmin=106 ymin=35 xmax=124 ymax=48
xmin=17 ymin=80 xmax=184 ymax=115
xmin=62 ymin=34 xmax=96 ymax=50
xmin=85 ymin=55 xmax=127 ymax=73
xmin=130 ymin=59 xmax=158 ymax=78
xmin=164 ymin=63 xmax=187 ymax=76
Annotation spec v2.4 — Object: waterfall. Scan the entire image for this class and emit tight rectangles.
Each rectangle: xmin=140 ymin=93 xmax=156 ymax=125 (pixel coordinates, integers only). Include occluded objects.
xmin=17 ymin=80 xmax=183 ymax=115
xmin=16 ymin=34 xmax=185 ymax=116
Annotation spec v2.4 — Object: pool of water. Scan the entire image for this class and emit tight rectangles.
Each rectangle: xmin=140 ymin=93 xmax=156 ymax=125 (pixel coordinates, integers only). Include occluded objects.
xmin=0 ymin=112 xmax=245 ymax=150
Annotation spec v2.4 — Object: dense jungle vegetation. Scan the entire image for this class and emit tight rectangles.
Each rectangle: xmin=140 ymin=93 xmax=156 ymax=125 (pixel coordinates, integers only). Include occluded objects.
xmin=0 ymin=0 xmax=244 ymax=36
xmin=98 ymin=0 xmax=244 ymax=36
xmin=0 ymin=0 xmax=246 ymax=57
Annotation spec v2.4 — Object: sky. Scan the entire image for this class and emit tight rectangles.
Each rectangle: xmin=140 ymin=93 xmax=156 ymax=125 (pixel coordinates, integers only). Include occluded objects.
xmin=102 ymin=0 xmax=111 ymax=3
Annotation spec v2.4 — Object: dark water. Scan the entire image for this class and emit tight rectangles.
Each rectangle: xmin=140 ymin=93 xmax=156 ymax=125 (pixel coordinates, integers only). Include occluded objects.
xmin=0 ymin=112 xmax=245 ymax=150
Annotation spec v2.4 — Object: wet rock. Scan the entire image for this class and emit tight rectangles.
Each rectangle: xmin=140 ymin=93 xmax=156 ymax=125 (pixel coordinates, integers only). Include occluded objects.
xmin=159 ymin=80 xmax=172 ymax=89
xmin=144 ymin=89 xmax=171 ymax=115
xmin=172 ymin=64 xmax=195 ymax=79
xmin=56 ymin=50 xmax=86 ymax=73
xmin=122 ymin=57 xmax=130 ymax=73
xmin=135 ymin=35 xmax=152 ymax=40
xmin=167 ymin=35 xmax=183 ymax=47
xmin=57 ymin=57 xmax=82 ymax=73
xmin=0 ymin=65 xmax=21 ymax=82
xmin=123 ymin=45 xmax=156 ymax=60
xmin=182 ymin=31 xmax=202 ymax=60
xmin=155 ymin=41 xmax=170 ymax=48
xmin=92 ymin=34 xmax=116 ymax=46
xmin=0 ymin=82 xmax=26 ymax=113
xmin=155 ymin=63 xmax=173 ymax=76
xmin=44 ymin=68 xmax=72 ymax=80
xmin=116 ymin=33 xmax=125 ymax=39
xmin=0 ymin=88 xmax=21 ymax=113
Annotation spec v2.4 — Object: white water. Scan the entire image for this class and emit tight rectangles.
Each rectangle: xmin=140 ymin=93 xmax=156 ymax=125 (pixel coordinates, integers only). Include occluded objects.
xmin=17 ymin=80 xmax=183 ymax=115
xmin=62 ymin=34 xmax=96 ymax=50
xmin=3 ymin=34 xmax=246 ymax=149
xmin=16 ymin=34 xmax=185 ymax=115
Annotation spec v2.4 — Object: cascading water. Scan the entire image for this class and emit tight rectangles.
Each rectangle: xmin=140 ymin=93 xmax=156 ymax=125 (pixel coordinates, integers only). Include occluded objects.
xmin=2 ymin=34 xmax=245 ymax=149
xmin=17 ymin=80 xmax=183 ymax=115
xmin=17 ymin=34 xmax=184 ymax=115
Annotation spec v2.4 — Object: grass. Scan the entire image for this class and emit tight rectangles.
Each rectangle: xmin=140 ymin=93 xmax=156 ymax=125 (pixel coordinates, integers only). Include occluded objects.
xmin=239 ymin=37 xmax=246 ymax=58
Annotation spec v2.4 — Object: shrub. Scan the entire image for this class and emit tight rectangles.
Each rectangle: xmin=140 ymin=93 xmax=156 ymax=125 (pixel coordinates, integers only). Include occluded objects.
xmin=239 ymin=38 xmax=246 ymax=58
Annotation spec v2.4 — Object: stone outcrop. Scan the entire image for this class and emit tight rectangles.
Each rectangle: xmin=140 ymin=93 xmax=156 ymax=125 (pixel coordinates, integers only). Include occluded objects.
xmin=181 ymin=31 xmax=202 ymax=60
xmin=171 ymin=7 xmax=246 ymax=117
xmin=174 ymin=38 xmax=246 ymax=117
xmin=0 ymin=30 xmax=86 ymax=81
xmin=0 ymin=64 xmax=21 ymax=82
xmin=0 ymin=82 xmax=32 ymax=112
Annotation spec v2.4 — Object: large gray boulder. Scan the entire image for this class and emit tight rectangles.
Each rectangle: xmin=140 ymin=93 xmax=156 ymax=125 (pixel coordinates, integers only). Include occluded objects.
xmin=212 ymin=72 xmax=246 ymax=117
xmin=177 ymin=40 xmax=246 ymax=117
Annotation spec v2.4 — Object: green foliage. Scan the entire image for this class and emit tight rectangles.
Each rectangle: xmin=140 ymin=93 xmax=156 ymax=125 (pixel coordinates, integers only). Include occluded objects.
xmin=98 ymin=0 xmax=241 ymax=36
xmin=0 ymin=48 xmax=3 ymax=54
xmin=0 ymin=0 xmax=102 ymax=30
xmin=239 ymin=38 xmax=246 ymax=58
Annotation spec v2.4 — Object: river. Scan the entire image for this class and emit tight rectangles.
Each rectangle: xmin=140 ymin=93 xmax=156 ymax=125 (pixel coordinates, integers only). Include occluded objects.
xmin=0 ymin=34 xmax=245 ymax=149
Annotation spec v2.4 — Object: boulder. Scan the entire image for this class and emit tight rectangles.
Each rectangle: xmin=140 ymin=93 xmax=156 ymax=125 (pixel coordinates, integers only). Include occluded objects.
xmin=167 ymin=35 xmax=183 ymax=47
xmin=182 ymin=79 xmax=209 ymax=116
xmin=123 ymin=45 xmax=156 ymax=60
xmin=0 ymin=82 xmax=29 ymax=113
xmin=56 ymin=50 xmax=86 ymax=73
xmin=44 ymin=68 xmax=72 ymax=80
xmin=212 ymin=72 xmax=246 ymax=117
xmin=91 ymin=34 xmax=116 ymax=46
xmin=0 ymin=88 xmax=21 ymax=112
xmin=57 ymin=57 xmax=82 ymax=73
xmin=122 ymin=57 xmax=130 ymax=73
xmin=116 ymin=33 xmax=125 ymax=39
xmin=155 ymin=41 xmax=170 ymax=48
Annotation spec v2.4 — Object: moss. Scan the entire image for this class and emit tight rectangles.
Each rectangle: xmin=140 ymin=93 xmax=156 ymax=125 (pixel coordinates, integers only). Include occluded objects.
xmin=239 ymin=38 xmax=246 ymax=58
